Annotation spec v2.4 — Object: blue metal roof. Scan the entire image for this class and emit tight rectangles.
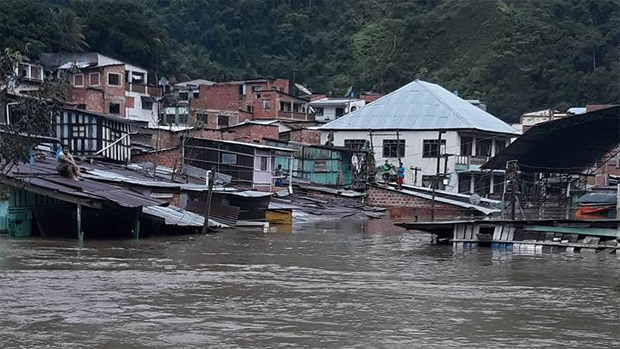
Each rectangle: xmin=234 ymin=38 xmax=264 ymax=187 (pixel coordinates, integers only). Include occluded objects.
xmin=319 ymin=80 xmax=520 ymax=135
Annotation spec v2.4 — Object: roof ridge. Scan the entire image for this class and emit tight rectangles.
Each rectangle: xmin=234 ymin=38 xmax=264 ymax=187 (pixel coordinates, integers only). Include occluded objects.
xmin=416 ymin=80 xmax=475 ymax=129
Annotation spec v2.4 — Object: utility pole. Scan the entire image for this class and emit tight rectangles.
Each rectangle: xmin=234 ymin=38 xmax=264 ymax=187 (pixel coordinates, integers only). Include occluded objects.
xmin=431 ymin=131 xmax=445 ymax=222
xmin=410 ymin=166 xmax=421 ymax=186
xmin=202 ymin=170 xmax=215 ymax=234
xmin=506 ymin=160 xmax=519 ymax=221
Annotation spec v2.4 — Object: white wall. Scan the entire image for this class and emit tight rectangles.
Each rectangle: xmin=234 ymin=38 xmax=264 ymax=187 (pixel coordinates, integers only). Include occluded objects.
xmin=126 ymin=91 xmax=159 ymax=125
xmin=322 ymin=129 xmax=511 ymax=193
xmin=313 ymin=100 xmax=366 ymax=122
xmin=322 ymin=130 xmax=459 ymax=189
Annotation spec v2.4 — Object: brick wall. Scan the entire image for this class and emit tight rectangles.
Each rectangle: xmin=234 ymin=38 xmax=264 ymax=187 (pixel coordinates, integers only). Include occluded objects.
xmin=367 ymin=186 xmax=464 ymax=210
xmin=133 ymin=148 xmax=181 ymax=170
xmin=192 ymin=84 xmax=239 ymax=111
xmin=228 ymin=124 xmax=279 ymax=143
xmin=291 ymin=129 xmax=321 ymax=145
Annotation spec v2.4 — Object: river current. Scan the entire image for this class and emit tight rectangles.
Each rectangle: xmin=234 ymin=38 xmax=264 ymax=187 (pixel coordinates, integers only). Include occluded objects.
xmin=0 ymin=219 xmax=618 ymax=348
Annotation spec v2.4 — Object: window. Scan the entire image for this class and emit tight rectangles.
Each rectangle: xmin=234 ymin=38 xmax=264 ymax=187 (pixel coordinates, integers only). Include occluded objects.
xmin=77 ymin=104 xmax=87 ymax=110
xmin=476 ymin=139 xmax=492 ymax=157
xmin=493 ymin=174 xmax=505 ymax=194
xmin=193 ymin=91 xmax=200 ymax=99
xmin=344 ymin=139 xmax=366 ymax=150
xmin=458 ymin=174 xmax=472 ymax=193
xmin=18 ymin=63 xmax=42 ymax=80
xmin=460 ymin=136 xmax=472 ymax=156
xmin=196 ymin=113 xmax=208 ymax=124
xmin=335 ymin=107 xmax=345 ymax=117
xmin=314 ymin=107 xmax=324 ymax=116
xmin=108 ymin=73 xmax=121 ymax=86
xmin=71 ymin=125 xmax=86 ymax=138
xmin=217 ymin=115 xmax=229 ymax=127
xmin=89 ymin=73 xmax=100 ymax=86
xmin=279 ymin=131 xmax=291 ymax=141
xmin=109 ymin=103 xmax=121 ymax=114
xmin=142 ymin=100 xmax=153 ymax=110
xmin=422 ymin=175 xmax=434 ymax=188
xmin=494 ymin=139 xmax=506 ymax=155
xmin=222 ymin=153 xmax=237 ymax=164
xmin=383 ymin=140 xmax=405 ymax=158
xmin=30 ymin=65 xmax=42 ymax=80
xmin=73 ymin=74 xmax=84 ymax=87
xmin=179 ymin=92 xmax=189 ymax=101
xmin=131 ymin=72 xmax=145 ymax=83
xmin=422 ymin=140 xmax=446 ymax=158
xmin=260 ymin=157 xmax=268 ymax=171
xmin=247 ymin=105 xmax=253 ymax=113
xmin=262 ymin=99 xmax=270 ymax=110
xmin=252 ymin=86 xmax=263 ymax=92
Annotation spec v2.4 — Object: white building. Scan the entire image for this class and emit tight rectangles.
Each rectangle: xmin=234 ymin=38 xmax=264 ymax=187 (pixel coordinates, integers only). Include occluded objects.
xmin=319 ymin=80 xmax=520 ymax=196
xmin=310 ymin=98 xmax=366 ymax=122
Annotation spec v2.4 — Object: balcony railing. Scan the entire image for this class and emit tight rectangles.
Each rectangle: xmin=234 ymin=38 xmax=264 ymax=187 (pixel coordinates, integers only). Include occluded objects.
xmin=125 ymin=83 xmax=162 ymax=97
xmin=455 ymin=155 xmax=490 ymax=172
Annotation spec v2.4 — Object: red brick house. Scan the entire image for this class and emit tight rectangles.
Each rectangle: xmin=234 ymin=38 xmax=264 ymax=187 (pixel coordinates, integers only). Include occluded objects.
xmin=188 ymin=84 xmax=252 ymax=129
xmin=40 ymin=53 xmax=162 ymax=126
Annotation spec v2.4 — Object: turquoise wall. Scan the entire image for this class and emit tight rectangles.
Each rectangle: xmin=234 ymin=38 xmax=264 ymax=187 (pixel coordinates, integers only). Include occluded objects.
xmin=274 ymin=146 xmax=354 ymax=186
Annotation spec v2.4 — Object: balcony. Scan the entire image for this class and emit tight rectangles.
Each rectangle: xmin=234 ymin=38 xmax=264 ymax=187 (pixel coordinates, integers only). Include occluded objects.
xmin=455 ymin=155 xmax=490 ymax=172
xmin=125 ymin=83 xmax=162 ymax=97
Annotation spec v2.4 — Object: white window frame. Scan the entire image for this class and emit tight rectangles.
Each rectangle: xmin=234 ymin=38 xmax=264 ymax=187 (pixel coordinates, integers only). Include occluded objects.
xmin=89 ymin=73 xmax=100 ymax=86
xmin=73 ymin=74 xmax=84 ymax=87
xmin=107 ymin=72 xmax=122 ymax=87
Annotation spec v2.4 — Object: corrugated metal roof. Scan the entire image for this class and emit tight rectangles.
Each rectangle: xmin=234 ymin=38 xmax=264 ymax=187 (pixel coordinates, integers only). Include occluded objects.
xmin=319 ymin=80 xmax=519 ymax=135
xmin=6 ymin=159 xmax=163 ymax=208
xmin=142 ymin=205 xmax=228 ymax=228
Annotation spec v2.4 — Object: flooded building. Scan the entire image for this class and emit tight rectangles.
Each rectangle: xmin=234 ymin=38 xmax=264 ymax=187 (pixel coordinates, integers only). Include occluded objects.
xmin=183 ymin=137 xmax=294 ymax=191
xmin=319 ymin=80 xmax=520 ymax=196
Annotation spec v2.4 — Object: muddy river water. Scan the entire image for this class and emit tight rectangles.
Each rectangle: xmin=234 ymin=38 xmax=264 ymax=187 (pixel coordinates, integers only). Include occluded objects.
xmin=0 ymin=219 xmax=619 ymax=348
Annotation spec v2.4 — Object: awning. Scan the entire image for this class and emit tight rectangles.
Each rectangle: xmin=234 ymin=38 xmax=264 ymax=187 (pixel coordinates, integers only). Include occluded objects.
xmin=483 ymin=106 xmax=620 ymax=173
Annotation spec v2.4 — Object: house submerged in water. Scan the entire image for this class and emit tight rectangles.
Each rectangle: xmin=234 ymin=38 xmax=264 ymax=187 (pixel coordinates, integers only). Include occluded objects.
xmin=319 ymin=80 xmax=520 ymax=197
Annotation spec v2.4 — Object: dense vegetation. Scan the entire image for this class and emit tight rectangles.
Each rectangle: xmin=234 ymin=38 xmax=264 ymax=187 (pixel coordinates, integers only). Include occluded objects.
xmin=1 ymin=0 xmax=619 ymax=122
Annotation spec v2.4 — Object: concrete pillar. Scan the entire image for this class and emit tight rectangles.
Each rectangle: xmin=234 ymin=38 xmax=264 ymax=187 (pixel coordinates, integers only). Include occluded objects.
xmin=469 ymin=173 xmax=475 ymax=193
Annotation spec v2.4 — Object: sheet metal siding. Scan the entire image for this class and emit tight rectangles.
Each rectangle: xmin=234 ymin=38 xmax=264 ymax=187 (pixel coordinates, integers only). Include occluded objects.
xmin=320 ymin=80 xmax=518 ymax=135
xmin=275 ymin=147 xmax=353 ymax=186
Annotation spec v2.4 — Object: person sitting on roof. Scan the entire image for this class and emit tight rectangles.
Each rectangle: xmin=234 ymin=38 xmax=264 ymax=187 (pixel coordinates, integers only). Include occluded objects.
xmin=56 ymin=144 xmax=81 ymax=180
xmin=380 ymin=160 xmax=392 ymax=182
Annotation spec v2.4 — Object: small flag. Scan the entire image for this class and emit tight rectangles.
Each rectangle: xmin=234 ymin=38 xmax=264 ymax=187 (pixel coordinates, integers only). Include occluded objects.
xmin=345 ymin=85 xmax=354 ymax=98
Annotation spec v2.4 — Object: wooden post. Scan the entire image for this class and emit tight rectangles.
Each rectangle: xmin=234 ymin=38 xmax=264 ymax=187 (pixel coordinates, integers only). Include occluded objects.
xmin=431 ymin=131 xmax=444 ymax=222
xmin=76 ymin=203 xmax=83 ymax=242
xmin=288 ymin=153 xmax=294 ymax=194
xmin=616 ymin=183 xmax=620 ymax=222
xmin=133 ymin=210 xmax=140 ymax=240
xmin=202 ymin=170 xmax=215 ymax=234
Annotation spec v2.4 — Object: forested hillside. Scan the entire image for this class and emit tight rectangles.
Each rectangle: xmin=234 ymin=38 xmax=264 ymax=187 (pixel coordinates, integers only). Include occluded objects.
xmin=1 ymin=0 xmax=619 ymax=122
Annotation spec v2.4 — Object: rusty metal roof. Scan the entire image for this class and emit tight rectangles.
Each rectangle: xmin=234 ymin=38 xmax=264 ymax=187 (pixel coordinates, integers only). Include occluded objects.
xmin=5 ymin=157 xmax=163 ymax=208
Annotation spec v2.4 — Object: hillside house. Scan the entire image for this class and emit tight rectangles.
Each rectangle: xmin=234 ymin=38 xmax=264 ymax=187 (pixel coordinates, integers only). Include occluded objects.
xmin=310 ymin=98 xmax=366 ymax=123
xmin=40 ymin=53 xmax=162 ymax=126
xmin=319 ymin=80 xmax=520 ymax=196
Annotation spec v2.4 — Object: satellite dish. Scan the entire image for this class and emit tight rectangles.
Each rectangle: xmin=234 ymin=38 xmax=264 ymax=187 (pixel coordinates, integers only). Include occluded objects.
xmin=469 ymin=193 xmax=481 ymax=205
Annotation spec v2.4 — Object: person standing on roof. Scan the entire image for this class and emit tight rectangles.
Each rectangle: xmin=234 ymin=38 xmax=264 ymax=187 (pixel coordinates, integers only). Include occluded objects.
xmin=275 ymin=164 xmax=285 ymax=186
xmin=396 ymin=161 xmax=405 ymax=190
xmin=56 ymin=144 xmax=81 ymax=180
xmin=380 ymin=160 xmax=391 ymax=182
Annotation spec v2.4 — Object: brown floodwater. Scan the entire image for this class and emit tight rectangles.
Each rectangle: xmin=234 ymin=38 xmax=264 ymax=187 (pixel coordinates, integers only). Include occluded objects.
xmin=0 ymin=219 xmax=619 ymax=348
